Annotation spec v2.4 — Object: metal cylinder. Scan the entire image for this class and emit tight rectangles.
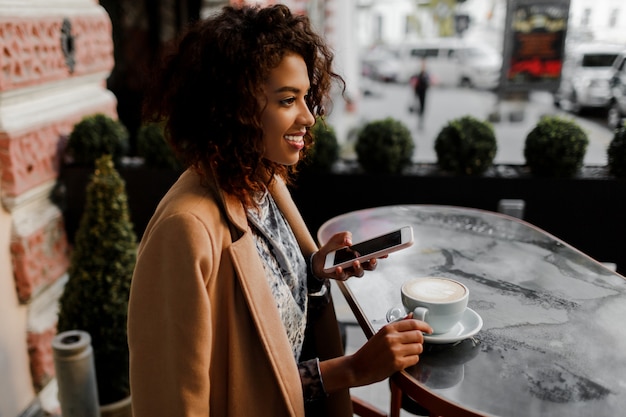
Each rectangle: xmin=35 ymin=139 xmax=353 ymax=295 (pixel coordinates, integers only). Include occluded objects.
xmin=52 ymin=330 xmax=100 ymax=417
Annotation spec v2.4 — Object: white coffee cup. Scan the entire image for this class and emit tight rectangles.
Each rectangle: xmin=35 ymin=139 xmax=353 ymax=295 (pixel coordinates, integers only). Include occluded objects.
xmin=401 ymin=277 xmax=469 ymax=334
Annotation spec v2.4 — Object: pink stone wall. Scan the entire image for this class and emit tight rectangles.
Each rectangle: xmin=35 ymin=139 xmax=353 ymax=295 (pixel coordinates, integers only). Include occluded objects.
xmin=27 ymin=328 xmax=57 ymax=391
xmin=11 ymin=215 xmax=70 ymax=303
xmin=0 ymin=15 xmax=114 ymax=91
xmin=0 ymin=12 xmax=116 ymax=199
xmin=0 ymin=7 xmax=117 ymax=410
xmin=0 ymin=105 xmax=116 ymax=200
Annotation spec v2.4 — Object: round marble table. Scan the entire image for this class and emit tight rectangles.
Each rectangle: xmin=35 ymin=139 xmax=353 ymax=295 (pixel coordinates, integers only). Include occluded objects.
xmin=318 ymin=205 xmax=626 ymax=417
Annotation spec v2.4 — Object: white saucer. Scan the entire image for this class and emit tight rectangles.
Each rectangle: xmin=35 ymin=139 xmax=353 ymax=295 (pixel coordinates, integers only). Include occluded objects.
xmin=387 ymin=306 xmax=483 ymax=344
xmin=386 ymin=306 xmax=483 ymax=345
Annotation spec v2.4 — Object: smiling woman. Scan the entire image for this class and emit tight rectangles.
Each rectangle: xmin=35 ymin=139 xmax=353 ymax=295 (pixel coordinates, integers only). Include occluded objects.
xmin=129 ymin=4 xmax=432 ymax=417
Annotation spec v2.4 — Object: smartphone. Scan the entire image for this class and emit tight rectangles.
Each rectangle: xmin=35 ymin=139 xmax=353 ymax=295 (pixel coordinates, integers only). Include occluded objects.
xmin=323 ymin=226 xmax=414 ymax=273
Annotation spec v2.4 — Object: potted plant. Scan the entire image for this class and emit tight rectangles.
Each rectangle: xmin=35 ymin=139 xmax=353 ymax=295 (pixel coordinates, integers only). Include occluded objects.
xmin=434 ymin=115 xmax=497 ymax=175
xmin=56 ymin=154 xmax=136 ymax=416
xmin=354 ymin=117 xmax=414 ymax=174
xmin=60 ymin=115 xmax=181 ymax=243
xmin=60 ymin=114 xmax=131 ymax=242
xmin=65 ymin=113 xmax=130 ymax=167
xmin=608 ymin=125 xmax=626 ymax=179
xmin=523 ymin=115 xmax=589 ymax=177
xmin=300 ymin=117 xmax=340 ymax=174
xmin=136 ymin=121 xmax=182 ymax=171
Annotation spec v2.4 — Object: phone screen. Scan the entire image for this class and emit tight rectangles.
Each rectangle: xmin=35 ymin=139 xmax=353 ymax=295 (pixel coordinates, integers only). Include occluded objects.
xmin=332 ymin=230 xmax=402 ymax=265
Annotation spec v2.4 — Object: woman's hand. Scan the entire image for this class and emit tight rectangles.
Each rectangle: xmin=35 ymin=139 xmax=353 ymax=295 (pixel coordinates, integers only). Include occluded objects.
xmin=348 ymin=316 xmax=432 ymax=387
xmin=319 ymin=315 xmax=433 ymax=392
xmin=312 ymin=231 xmax=385 ymax=281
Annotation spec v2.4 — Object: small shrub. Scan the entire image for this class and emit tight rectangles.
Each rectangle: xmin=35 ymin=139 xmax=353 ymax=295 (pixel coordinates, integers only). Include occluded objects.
xmin=608 ymin=125 xmax=626 ymax=178
xmin=355 ymin=118 xmax=414 ymax=174
xmin=65 ymin=113 xmax=129 ymax=167
xmin=136 ymin=122 xmax=182 ymax=170
xmin=57 ymin=154 xmax=136 ymax=405
xmin=524 ymin=115 xmax=588 ymax=177
xmin=303 ymin=118 xmax=339 ymax=173
xmin=434 ymin=115 xmax=497 ymax=175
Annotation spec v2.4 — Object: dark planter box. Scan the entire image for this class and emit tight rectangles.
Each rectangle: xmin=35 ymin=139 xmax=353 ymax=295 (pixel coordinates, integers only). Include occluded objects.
xmin=56 ymin=161 xmax=626 ymax=275
xmin=290 ymin=162 xmax=626 ymax=275
xmin=56 ymin=163 xmax=181 ymax=243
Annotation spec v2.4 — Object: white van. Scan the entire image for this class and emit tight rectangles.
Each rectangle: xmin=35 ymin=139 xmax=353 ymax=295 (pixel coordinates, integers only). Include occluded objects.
xmin=387 ymin=38 xmax=502 ymax=89
xmin=554 ymin=42 xmax=624 ymax=113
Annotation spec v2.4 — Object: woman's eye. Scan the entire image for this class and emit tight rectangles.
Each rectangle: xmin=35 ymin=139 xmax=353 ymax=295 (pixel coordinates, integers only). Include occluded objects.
xmin=280 ymin=97 xmax=296 ymax=106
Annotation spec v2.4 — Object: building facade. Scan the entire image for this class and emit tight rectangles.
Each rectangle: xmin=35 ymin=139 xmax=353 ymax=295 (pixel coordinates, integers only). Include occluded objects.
xmin=0 ymin=1 xmax=116 ymax=415
xmin=569 ymin=0 xmax=626 ymax=44
xmin=354 ymin=0 xmax=626 ymax=50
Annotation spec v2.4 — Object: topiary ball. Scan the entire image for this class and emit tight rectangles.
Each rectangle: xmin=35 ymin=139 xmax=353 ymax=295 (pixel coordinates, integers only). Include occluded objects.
xmin=355 ymin=118 xmax=414 ymax=174
xmin=524 ymin=115 xmax=589 ymax=177
xmin=608 ymin=125 xmax=626 ymax=178
xmin=434 ymin=115 xmax=497 ymax=175
xmin=66 ymin=113 xmax=129 ymax=167
xmin=137 ymin=122 xmax=182 ymax=171
xmin=303 ymin=119 xmax=340 ymax=173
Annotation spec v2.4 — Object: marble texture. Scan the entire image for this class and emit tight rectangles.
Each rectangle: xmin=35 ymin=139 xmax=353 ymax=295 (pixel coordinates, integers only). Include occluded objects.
xmin=318 ymin=205 xmax=626 ymax=417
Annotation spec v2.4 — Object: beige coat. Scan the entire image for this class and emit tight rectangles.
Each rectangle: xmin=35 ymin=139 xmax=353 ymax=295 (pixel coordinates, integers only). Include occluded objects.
xmin=128 ymin=169 xmax=351 ymax=416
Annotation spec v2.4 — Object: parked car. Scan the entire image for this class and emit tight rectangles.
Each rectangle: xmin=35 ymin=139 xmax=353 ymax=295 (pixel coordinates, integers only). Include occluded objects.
xmin=608 ymin=50 xmax=626 ymax=129
xmin=553 ymin=43 xmax=624 ymax=113
xmin=457 ymin=44 xmax=503 ymax=89
xmin=360 ymin=45 xmax=402 ymax=82
xmin=362 ymin=38 xmax=502 ymax=89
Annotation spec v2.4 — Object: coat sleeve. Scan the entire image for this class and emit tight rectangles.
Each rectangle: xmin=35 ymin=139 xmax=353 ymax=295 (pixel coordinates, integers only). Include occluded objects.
xmin=128 ymin=212 xmax=218 ymax=416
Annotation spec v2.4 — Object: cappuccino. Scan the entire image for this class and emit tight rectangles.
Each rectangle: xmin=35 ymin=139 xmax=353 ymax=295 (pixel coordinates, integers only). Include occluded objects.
xmin=404 ymin=277 xmax=466 ymax=303
xmin=401 ymin=277 xmax=469 ymax=334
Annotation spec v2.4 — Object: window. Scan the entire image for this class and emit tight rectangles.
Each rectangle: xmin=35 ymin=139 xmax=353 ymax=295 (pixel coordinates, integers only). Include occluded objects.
xmin=424 ymin=48 xmax=439 ymax=58
xmin=609 ymin=9 xmax=619 ymax=28
xmin=410 ymin=48 xmax=439 ymax=58
xmin=374 ymin=14 xmax=382 ymax=42
xmin=581 ymin=53 xmax=620 ymax=68
xmin=410 ymin=48 xmax=425 ymax=58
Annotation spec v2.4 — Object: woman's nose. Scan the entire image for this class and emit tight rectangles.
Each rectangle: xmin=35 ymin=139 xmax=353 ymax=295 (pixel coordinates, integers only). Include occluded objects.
xmin=300 ymin=103 xmax=315 ymax=127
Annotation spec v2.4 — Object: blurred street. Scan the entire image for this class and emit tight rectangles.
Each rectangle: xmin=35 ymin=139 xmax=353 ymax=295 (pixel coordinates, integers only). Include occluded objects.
xmin=330 ymin=79 xmax=614 ymax=167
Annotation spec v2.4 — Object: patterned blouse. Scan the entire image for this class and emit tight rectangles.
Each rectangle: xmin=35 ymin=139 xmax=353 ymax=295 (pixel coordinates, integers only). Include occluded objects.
xmin=246 ymin=189 xmax=327 ymax=403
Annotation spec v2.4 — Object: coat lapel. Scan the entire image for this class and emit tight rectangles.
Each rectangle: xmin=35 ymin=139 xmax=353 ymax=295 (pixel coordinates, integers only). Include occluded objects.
xmin=269 ymin=177 xmax=317 ymax=256
xmin=271 ymin=177 xmax=355 ymax=416
xmin=217 ymin=183 xmax=306 ymax=417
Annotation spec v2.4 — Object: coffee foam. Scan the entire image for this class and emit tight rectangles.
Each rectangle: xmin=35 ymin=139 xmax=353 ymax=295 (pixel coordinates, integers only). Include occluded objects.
xmin=404 ymin=278 xmax=466 ymax=302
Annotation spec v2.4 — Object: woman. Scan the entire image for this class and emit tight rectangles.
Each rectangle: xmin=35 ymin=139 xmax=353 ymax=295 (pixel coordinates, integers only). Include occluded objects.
xmin=128 ymin=5 xmax=432 ymax=417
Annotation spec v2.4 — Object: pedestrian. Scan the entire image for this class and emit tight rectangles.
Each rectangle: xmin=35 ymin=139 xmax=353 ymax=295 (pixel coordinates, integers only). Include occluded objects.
xmin=127 ymin=4 xmax=432 ymax=417
xmin=412 ymin=60 xmax=431 ymax=128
